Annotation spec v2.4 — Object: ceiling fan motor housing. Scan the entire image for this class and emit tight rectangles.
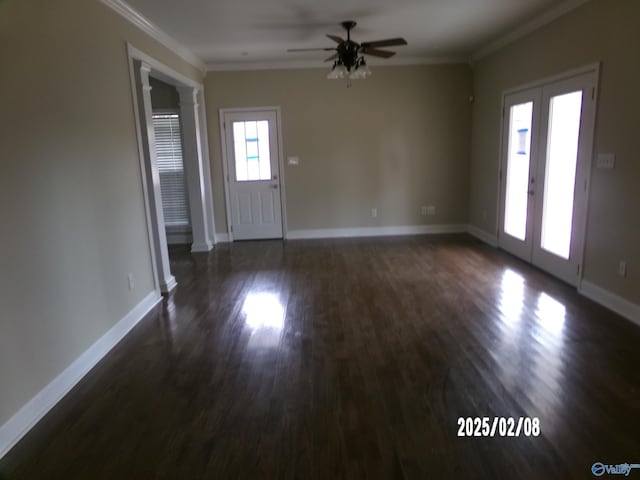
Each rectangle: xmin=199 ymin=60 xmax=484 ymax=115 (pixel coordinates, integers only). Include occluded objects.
xmin=337 ymin=41 xmax=360 ymax=70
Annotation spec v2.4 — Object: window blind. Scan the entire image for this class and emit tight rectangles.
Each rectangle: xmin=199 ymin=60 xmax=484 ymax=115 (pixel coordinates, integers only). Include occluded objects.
xmin=152 ymin=113 xmax=190 ymax=227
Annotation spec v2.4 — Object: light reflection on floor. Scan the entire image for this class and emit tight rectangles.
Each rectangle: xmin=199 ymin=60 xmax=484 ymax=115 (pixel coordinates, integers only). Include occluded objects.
xmin=499 ymin=269 xmax=525 ymax=326
xmin=242 ymin=292 xmax=285 ymax=349
xmin=496 ymin=268 xmax=568 ymax=429
xmin=495 ymin=269 xmax=527 ymax=391
xmin=529 ymin=291 xmax=567 ymax=424
xmin=535 ymin=293 xmax=566 ymax=335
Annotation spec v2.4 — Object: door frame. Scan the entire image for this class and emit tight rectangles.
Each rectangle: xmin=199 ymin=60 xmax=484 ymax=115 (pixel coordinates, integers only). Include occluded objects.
xmin=127 ymin=43 xmax=217 ymax=294
xmin=219 ymin=107 xmax=288 ymax=241
xmin=496 ymin=62 xmax=600 ymax=287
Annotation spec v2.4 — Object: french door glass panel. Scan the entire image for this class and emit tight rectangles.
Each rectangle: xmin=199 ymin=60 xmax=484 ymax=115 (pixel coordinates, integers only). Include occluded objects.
xmin=539 ymin=91 xmax=583 ymax=259
xmin=504 ymin=101 xmax=534 ymax=241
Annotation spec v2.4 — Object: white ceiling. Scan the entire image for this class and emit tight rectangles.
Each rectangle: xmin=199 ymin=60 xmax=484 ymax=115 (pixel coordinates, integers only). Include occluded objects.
xmin=121 ymin=0 xmax=586 ymax=68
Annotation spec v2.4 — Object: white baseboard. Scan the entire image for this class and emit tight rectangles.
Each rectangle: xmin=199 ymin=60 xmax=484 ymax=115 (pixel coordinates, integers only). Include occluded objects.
xmin=191 ymin=241 xmax=213 ymax=253
xmin=286 ymin=224 xmax=468 ymax=240
xmin=0 ymin=290 xmax=161 ymax=460
xmin=215 ymin=233 xmax=231 ymax=243
xmin=467 ymin=224 xmax=498 ymax=247
xmin=579 ymin=281 xmax=640 ymax=327
xmin=160 ymin=275 xmax=177 ymax=294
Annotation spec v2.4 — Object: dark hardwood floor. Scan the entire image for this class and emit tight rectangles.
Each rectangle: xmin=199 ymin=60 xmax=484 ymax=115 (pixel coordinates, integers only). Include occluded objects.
xmin=1 ymin=234 xmax=639 ymax=479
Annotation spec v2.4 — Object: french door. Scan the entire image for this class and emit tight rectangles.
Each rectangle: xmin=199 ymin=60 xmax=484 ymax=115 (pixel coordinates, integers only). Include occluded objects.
xmin=222 ymin=109 xmax=284 ymax=240
xmin=499 ymin=71 xmax=596 ymax=286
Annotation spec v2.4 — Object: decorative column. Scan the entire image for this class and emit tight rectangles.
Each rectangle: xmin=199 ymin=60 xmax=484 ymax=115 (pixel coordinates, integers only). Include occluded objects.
xmin=196 ymin=88 xmax=217 ymax=244
xmin=133 ymin=60 xmax=177 ymax=293
xmin=177 ymin=86 xmax=214 ymax=252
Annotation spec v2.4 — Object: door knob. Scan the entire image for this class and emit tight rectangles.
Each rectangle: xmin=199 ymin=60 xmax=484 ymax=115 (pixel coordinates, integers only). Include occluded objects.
xmin=271 ymin=184 xmax=279 ymax=189
xmin=528 ymin=189 xmax=535 ymax=196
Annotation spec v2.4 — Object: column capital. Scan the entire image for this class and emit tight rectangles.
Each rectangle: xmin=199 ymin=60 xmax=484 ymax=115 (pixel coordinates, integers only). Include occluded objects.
xmin=177 ymin=86 xmax=199 ymax=107
xmin=136 ymin=61 xmax=153 ymax=89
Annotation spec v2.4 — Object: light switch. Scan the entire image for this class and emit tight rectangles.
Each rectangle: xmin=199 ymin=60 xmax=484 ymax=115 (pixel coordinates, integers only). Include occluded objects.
xmin=287 ymin=156 xmax=299 ymax=165
xmin=596 ymin=153 xmax=615 ymax=169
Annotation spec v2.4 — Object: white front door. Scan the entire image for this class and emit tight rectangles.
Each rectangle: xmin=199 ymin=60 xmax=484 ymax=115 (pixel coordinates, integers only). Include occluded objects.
xmin=499 ymin=71 xmax=597 ymax=286
xmin=223 ymin=110 xmax=283 ymax=240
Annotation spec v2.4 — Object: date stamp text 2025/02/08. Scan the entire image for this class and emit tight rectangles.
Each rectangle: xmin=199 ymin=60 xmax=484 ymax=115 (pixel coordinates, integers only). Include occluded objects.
xmin=456 ymin=417 xmax=639 ymax=477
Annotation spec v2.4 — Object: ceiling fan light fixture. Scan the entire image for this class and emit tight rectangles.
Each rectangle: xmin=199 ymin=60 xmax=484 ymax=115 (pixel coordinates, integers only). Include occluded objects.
xmin=327 ymin=61 xmax=348 ymax=80
xmin=327 ymin=68 xmax=339 ymax=80
xmin=349 ymin=58 xmax=372 ymax=79
xmin=348 ymin=69 xmax=364 ymax=80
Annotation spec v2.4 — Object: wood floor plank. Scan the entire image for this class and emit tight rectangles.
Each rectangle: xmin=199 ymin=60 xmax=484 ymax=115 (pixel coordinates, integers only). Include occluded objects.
xmin=1 ymin=234 xmax=639 ymax=479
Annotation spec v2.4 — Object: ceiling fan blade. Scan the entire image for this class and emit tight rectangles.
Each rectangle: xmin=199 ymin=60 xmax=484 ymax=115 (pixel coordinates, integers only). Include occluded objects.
xmin=360 ymin=48 xmax=396 ymax=58
xmin=324 ymin=53 xmax=338 ymax=62
xmin=360 ymin=37 xmax=407 ymax=48
xmin=326 ymin=34 xmax=344 ymax=43
xmin=287 ymin=47 xmax=336 ymax=52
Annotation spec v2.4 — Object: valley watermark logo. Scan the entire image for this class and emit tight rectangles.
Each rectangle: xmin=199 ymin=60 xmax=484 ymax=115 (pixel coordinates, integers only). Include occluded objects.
xmin=592 ymin=462 xmax=640 ymax=477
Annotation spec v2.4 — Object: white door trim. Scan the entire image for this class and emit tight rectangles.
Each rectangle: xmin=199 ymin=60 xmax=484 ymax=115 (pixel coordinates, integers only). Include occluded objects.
xmin=502 ymin=62 xmax=600 ymax=96
xmin=497 ymin=63 xmax=600 ymax=287
xmin=218 ymin=107 xmax=288 ymax=241
xmin=129 ymin=57 xmax=174 ymax=293
xmin=176 ymin=86 xmax=214 ymax=252
xmin=576 ymin=70 xmax=599 ymax=289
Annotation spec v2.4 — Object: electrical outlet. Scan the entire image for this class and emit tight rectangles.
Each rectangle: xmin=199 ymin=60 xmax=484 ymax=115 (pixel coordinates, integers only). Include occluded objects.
xmin=618 ymin=261 xmax=627 ymax=277
xmin=127 ymin=273 xmax=135 ymax=291
xmin=371 ymin=207 xmax=378 ymax=218
xmin=421 ymin=206 xmax=428 ymax=216
xmin=596 ymin=153 xmax=615 ymax=169
xmin=426 ymin=206 xmax=436 ymax=216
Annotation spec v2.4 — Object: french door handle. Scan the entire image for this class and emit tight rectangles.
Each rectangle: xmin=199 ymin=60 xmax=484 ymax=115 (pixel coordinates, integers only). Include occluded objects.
xmin=271 ymin=184 xmax=279 ymax=189
xmin=528 ymin=189 xmax=535 ymax=196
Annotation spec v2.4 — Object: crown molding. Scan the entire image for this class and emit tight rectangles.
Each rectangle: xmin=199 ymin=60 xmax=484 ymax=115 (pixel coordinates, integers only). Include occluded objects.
xmin=100 ymin=0 xmax=205 ymax=72
xmin=473 ymin=0 xmax=591 ymax=61
xmin=206 ymin=56 xmax=469 ymax=72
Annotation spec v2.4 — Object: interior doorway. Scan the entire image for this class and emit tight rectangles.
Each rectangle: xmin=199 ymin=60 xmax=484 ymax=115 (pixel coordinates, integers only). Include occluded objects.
xmin=498 ymin=67 xmax=598 ymax=286
xmin=127 ymin=44 xmax=216 ymax=293
xmin=149 ymin=77 xmax=193 ymax=247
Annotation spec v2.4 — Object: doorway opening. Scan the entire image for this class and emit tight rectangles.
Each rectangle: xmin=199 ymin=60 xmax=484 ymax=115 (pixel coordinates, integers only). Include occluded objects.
xmin=127 ymin=44 xmax=216 ymax=294
xmin=149 ymin=77 xmax=192 ymax=248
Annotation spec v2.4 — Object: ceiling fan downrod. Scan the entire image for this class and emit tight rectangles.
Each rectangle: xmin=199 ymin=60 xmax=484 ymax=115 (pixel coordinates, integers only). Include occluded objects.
xmin=342 ymin=20 xmax=356 ymax=42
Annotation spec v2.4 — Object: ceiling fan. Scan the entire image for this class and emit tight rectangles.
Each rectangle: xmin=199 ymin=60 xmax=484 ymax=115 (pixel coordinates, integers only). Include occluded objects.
xmin=287 ymin=21 xmax=408 ymax=80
